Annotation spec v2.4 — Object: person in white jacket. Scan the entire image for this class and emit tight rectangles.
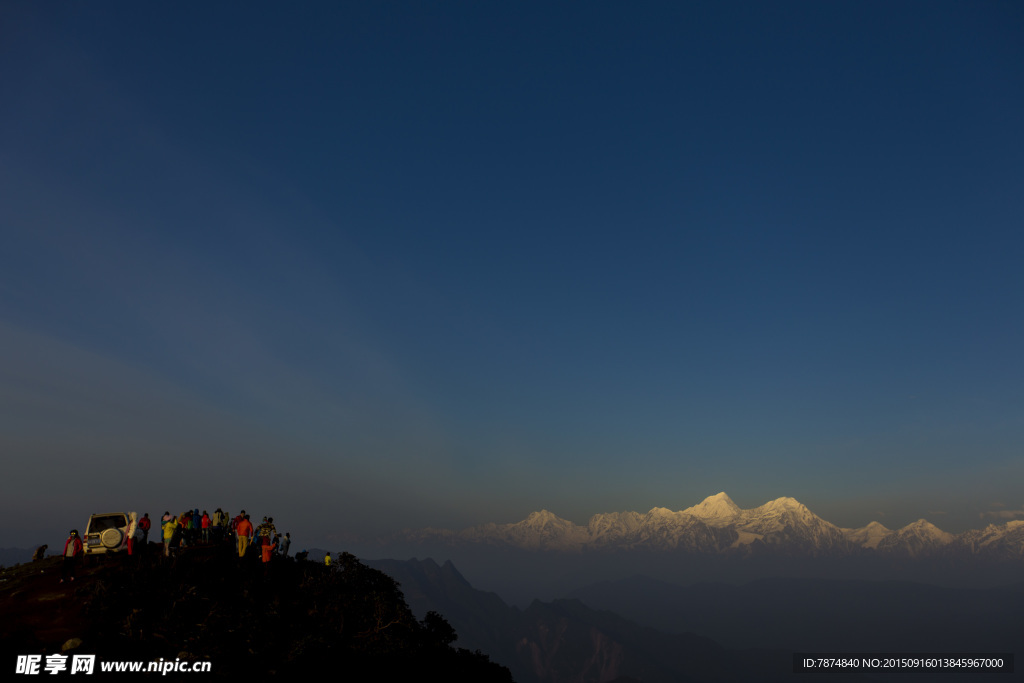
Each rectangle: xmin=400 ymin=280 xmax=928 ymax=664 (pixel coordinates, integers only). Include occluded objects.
xmin=125 ymin=511 xmax=143 ymax=555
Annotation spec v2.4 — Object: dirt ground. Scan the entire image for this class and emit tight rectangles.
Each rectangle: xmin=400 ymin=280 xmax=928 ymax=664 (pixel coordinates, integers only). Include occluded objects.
xmin=0 ymin=544 xmax=160 ymax=655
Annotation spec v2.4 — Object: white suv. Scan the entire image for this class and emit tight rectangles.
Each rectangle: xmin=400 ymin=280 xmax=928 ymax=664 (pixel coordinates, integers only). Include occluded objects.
xmin=83 ymin=512 xmax=129 ymax=554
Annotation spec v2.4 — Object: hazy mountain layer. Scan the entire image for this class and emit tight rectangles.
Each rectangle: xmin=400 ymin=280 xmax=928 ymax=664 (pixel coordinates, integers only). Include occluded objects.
xmin=366 ymin=557 xmax=820 ymax=683
xmin=369 ymin=557 xmax=1016 ymax=683
xmin=569 ymin=574 xmax=1024 ymax=653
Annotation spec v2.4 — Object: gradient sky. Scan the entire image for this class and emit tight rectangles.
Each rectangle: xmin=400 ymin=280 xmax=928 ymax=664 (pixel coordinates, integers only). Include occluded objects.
xmin=2 ymin=2 xmax=1023 ymax=549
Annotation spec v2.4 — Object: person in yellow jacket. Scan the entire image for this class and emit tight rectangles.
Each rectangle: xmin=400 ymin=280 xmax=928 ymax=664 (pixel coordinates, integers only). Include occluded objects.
xmin=324 ymin=552 xmax=331 ymax=567
xmin=162 ymin=516 xmax=176 ymax=557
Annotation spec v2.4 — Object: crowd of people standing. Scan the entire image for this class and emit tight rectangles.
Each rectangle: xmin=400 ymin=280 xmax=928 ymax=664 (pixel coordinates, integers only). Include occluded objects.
xmin=55 ymin=508 xmax=300 ymax=583
xmin=158 ymin=508 xmax=292 ymax=562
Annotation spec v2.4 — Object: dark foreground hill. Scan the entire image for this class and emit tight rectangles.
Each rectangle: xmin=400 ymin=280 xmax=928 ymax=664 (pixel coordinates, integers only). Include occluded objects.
xmin=0 ymin=545 xmax=512 ymax=681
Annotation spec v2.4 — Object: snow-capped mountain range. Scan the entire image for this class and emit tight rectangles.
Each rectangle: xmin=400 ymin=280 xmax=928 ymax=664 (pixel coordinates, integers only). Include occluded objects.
xmin=400 ymin=492 xmax=1024 ymax=559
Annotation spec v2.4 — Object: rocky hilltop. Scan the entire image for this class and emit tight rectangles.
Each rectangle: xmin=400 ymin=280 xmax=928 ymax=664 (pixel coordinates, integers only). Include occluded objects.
xmin=0 ymin=545 xmax=512 ymax=681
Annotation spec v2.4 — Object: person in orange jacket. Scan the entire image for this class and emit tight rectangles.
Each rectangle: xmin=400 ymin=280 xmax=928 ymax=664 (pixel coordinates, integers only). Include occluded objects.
xmin=261 ymin=538 xmax=278 ymax=563
xmin=236 ymin=514 xmax=254 ymax=557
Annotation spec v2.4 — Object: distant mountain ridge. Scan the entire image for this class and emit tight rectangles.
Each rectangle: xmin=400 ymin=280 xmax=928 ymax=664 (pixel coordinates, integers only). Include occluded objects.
xmin=397 ymin=492 xmax=1024 ymax=559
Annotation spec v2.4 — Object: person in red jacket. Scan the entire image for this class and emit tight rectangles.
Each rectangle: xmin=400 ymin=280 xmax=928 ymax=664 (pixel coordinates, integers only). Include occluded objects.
xmin=201 ymin=511 xmax=211 ymax=544
xmin=61 ymin=530 xmax=83 ymax=583
xmin=178 ymin=511 xmax=192 ymax=549
xmin=138 ymin=513 xmax=151 ymax=547
xmin=230 ymin=510 xmax=245 ymax=542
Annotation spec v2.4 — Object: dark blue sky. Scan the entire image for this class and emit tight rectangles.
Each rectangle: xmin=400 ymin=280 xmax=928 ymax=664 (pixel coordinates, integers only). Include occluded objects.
xmin=3 ymin=1 xmax=1023 ymax=546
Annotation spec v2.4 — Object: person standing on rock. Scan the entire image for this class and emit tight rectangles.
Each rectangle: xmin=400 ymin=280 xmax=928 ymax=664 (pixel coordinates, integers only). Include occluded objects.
xmin=177 ymin=511 xmax=191 ymax=549
xmin=236 ymin=514 xmax=254 ymax=558
xmin=124 ymin=512 xmax=138 ymax=555
xmin=279 ymin=532 xmax=291 ymax=557
xmin=230 ymin=510 xmax=245 ymax=544
xmin=61 ymin=530 xmax=83 ymax=583
xmin=126 ymin=511 xmax=145 ymax=561
xmin=139 ymin=513 xmax=151 ymax=548
xmin=201 ymin=511 xmax=211 ymax=544
xmin=254 ymin=516 xmax=269 ymax=544
xmin=211 ymin=508 xmax=225 ymax=543
xmin=261 ymin=537 xmax=278 ymax=564
xmin=162 ymin=515 xmax=177 ymax=557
